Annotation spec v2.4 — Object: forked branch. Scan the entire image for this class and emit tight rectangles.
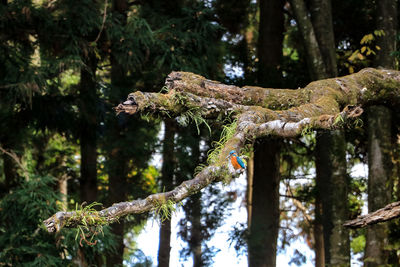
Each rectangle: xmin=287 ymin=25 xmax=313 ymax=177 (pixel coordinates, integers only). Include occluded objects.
xmin=44 ymin=68 xmax=400 ymax=232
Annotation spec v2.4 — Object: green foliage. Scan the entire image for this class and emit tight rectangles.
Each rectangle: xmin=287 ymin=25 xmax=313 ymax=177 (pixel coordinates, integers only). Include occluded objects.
xmin=345 ymin=30 xmax=385 ymax=74
xmin=106 ymin=14 xmax=154 ymax=71
xmin=0 ymin=176 xmax=66 ymax=266
xmin=351 ymin=233 xmax=366 ymax=254
xmin=300 ymin=126 xmax=316 ymax=147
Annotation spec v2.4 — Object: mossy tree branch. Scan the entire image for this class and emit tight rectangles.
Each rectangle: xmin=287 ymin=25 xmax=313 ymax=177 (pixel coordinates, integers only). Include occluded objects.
xmin=44 ymin=68 xmax=400 ymax=233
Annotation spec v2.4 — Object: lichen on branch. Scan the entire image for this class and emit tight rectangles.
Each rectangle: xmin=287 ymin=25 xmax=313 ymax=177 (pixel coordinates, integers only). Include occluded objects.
xmin=44 ymin=68 xmax=400 ymax=233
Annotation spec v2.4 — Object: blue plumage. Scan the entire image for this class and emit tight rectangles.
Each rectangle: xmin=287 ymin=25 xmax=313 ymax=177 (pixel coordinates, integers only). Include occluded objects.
xmin=229 ymin=150 xmax=246 ymax=169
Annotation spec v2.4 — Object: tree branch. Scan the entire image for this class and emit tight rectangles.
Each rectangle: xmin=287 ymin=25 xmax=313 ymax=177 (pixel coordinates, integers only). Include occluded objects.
xmin=45 ymin=68 xmax=400 ymax=233
xmin=343 ymin=201 xmax=400 ymax=228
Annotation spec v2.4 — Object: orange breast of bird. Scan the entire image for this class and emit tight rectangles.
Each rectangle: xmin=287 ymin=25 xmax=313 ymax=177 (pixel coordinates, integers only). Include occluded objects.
xmin=231 ymin=156 xmax=242 ymax=169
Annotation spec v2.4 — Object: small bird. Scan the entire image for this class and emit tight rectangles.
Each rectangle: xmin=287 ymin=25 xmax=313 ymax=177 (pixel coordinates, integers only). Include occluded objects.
xmin=229 ymin=150 xmax=246 ymax=170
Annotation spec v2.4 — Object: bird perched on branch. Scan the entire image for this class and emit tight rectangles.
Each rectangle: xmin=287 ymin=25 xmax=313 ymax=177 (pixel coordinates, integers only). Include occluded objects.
xmin=228 ymin=150 xmax=246 ymax=170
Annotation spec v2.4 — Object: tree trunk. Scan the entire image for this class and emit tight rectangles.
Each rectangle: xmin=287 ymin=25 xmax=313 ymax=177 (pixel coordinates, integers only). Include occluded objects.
xmin=248 ymin=139 xmax=280 ymax=267
xmin=289 ymin=0 xmax=327 ymax=80
xmin=313 ymin=200 xmax=325 ymax=267
xmin=375 ymin=0 xmax=397 ymax=68
xmin=158 ymin=119 xmax=176 ymax=267
xmin=246 ymin=151 xmax=254 ymax=227
xmin=187 ymin=192 xmax=203 ymax=267
xmin=257 ymin=0 xmax=284 ymax=87
xmin=365 ymin=106 xmax=392 ymax=266
xmin=247 ymin=1 xmax=284 ymax=266
xmin=3 ymin=151 xmax=17 ymax=190
xmin=188 ymin=135 xmax=202 ymax=267
xmin=292 ymin=0 xmax=350 ymax=265
xmin=79 ymin=53 xmax=98 ymax=204
xmin=106 ymin=148 xmax=127 ymax=267
xmin=364 ymin=1 xmax=397 ymax=265
xmin=59 ymin=174 xmax=68 ymax=211
xmin=310 ymin=0 xmax=337 ymax=77
xmin=316 ymin=131 xmax=350 ymax=266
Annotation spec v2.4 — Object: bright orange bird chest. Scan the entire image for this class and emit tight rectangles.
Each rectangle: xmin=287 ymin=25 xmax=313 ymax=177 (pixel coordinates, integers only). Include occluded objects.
xmin=231 ymin=156 xmax=242 ymax=169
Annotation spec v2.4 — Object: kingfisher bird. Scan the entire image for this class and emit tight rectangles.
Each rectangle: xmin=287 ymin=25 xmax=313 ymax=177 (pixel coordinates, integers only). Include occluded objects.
xmin=229 ymin=150 xmax=246 ymax=170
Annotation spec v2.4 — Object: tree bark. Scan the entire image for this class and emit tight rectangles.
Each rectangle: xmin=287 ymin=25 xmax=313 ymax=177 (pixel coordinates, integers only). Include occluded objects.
xmin=310 ymin=0 xmax=350 ymax=265
xmin=106 ymin=147 xmax=127 ymax=267
xmin=257 ymin=0 xmax=284 ymax=87
xmin=158 ymin=119 xmax=175 ymax=267
xmin=344 ymin=201 xmax=400 ymax=228
xmin=314 ymin=199 xmax=325 ymax=267
xmin=3 ymin=151 xmax=17 ymax=190
xmin=365 ymin=106 xmax=392 ymax=267
xmin=246 ymin=152 xmax=254 ymax=227
xmin=364 ymin=1 xmax=397 ymax=265
xmin=59 ymin=174 xmax=68 ymax=211
xmin=187 ymin=192 xmax=203 ymax=267
xmin=316 ymin=130 xmax=350 ymax=266
xmin=79 ymin=53 xmax=98 ymax=204
xmin=292 ymin=0 xmax=350 ymax=265
xmin=158 ymin=219 xmax=172 ymax=267
xmin=106 ymin=2 xmax=130 ymax=265
xmin=248 ymin=139 xmax=280 ymax=267
xmin=290 ymin=0 xmax=327 ymax=80
xmin=375 ymin=0 xmax=397 ymax=68
xmin=310 ymin=0 xmax=337 ymax=77
xmin=187 ymin=134 xmax=203 ymax=267
xmin=247 ymin=2 xmax=284 ymax=265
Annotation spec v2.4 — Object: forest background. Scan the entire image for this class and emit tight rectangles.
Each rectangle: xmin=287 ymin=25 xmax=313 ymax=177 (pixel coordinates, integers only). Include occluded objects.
xmin=1 ymin=0 xmax=399 ymax=266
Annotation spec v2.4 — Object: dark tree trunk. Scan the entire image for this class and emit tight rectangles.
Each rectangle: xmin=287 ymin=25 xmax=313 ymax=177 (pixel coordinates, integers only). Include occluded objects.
xmin=365 ymin=106 xmax=392 ymax=266
xmin=316 ymin=131 xmax=350 ymax=266
xmin=187 ymin=192 xmax=203 ymax=267
xmin=188 ymin=137 xmax=202 ymax=267
xmin=291 ymin=0 xmax=350 ymax=265
xmin=257 ymin=0 xmax=284 ymax=87
xmin=3 ymin=152 xmax=17 ymax=190
xmin=106 ymin=148 xmax=127 ymax=267
xmin=158 ymin=119 xmax=176 ymax=267
xmin=311 ymin=1 xmax=349 ymax=265
xmin=313 ymin=200 xmax=325 ymax=267
xmin=290 ymin=0 xmax=327 ymax=80
xmin=247 ymin=2 xmax=284 ymax=266
xmin=248 ymin=139 xmax=280 ymax=267
xmin=310 ymin=0 xmax=337 ymax=77
xmin=79 ymin=53 xmax=98 ymax=203
xmin=246 ymin=152 xmax=254 ymax=226
xmin=105 ymin=2 xmax=130 ymax=265
xmin=365 ymin=1 xmax=397 ymax=265
xmin=375 ymin=0 xmax=397 ymax=68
